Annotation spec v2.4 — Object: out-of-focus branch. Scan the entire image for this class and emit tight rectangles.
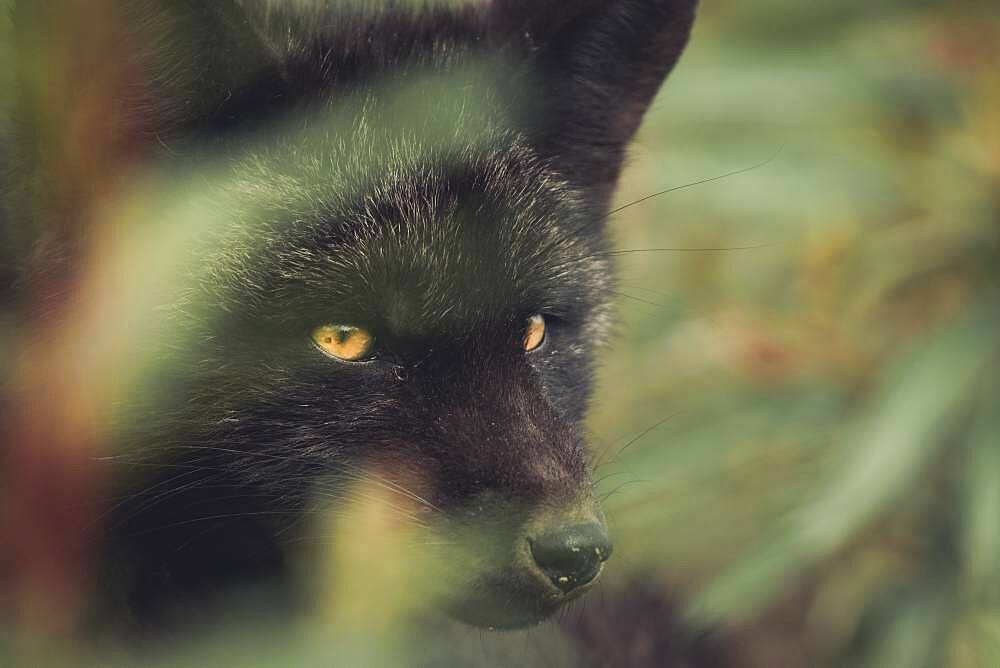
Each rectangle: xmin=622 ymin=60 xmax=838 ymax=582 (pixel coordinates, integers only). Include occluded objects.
xmin=1 ymin=0 xmax=151 ymax=642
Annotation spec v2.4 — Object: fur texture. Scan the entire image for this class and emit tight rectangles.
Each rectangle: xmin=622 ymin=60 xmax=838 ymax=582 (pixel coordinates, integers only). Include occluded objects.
xmin=12 ymin=0 xmax=699 ymax=640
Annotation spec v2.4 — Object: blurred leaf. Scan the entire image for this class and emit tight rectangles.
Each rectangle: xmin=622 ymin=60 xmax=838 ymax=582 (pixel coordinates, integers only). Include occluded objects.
xmin=961 ymin=397 xmax=1000 ymax=600
xmin=690 ymin=307 xmax=994 ymax=621
xmin=791 ymin=311 xmax=991 ymax=554
xmin=862 ymin=581 xmax=953 ymax=668
xmin=951 ymin=610 xmax=1000 ymax=668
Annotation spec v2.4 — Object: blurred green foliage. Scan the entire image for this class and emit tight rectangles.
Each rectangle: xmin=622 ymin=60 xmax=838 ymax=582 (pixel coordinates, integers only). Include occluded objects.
xmin=588 ymin=1 xmax=1000 ymax=664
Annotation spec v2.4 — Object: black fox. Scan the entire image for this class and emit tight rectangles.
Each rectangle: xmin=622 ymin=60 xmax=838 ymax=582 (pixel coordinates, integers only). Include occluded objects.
xmin=9 ymin=0 xmax=698 ymax=640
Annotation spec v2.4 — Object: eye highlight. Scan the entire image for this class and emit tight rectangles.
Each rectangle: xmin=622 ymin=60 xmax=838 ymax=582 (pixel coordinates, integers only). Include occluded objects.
xmin=311 ymin=325 xmax=374 ymax=362
xmin=523 ymin=314 xmax=546 ymax=352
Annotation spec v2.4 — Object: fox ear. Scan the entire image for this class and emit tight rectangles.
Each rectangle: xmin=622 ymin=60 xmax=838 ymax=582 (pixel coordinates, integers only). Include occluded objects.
xmin=492 ymin=0 xmax=698 ymax=207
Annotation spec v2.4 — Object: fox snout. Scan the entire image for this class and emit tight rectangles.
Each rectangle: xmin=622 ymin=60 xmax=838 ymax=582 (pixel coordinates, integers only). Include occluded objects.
xmin=388 ymin=360 xmax=613 ymax=627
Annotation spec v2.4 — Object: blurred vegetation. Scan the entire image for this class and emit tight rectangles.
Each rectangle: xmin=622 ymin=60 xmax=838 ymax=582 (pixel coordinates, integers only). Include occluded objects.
xmin=3 ymin=0 xmax=999 ymax=666
xmin=589 ymin=0 xmax=1000 ymax=664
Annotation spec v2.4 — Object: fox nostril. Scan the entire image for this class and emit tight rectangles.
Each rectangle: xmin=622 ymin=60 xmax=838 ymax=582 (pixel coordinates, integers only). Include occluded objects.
xmin=528 ymin=522 xmax=612 ymax=594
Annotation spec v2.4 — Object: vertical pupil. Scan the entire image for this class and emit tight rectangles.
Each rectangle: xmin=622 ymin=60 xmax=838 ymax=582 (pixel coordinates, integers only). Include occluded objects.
xmin=336 ymin=328 xmax=351 ymax=344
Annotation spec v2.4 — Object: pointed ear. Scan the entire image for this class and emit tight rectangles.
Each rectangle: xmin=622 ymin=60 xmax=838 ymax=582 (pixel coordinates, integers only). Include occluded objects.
xmin=492 ymin=0 xmax=698 ymax=207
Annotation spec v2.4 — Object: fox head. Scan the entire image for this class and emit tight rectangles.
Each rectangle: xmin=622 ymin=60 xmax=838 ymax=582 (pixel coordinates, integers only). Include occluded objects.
xmin=87 ymin=0 xmax=698 ymax=629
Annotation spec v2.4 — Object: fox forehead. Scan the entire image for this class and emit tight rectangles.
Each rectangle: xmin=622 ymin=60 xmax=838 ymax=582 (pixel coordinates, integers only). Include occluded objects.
xmin=259 ymin=154 xmax=611 ymax=340
xmin=172 ymin=0 xmax=664 ymax=352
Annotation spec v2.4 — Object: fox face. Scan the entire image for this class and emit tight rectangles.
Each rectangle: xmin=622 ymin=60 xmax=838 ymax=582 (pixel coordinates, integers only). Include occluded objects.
xmin=68 ymin=0 xmax=698 ymax=631
xmin=191 ymin=152 xmax=616 ymax=629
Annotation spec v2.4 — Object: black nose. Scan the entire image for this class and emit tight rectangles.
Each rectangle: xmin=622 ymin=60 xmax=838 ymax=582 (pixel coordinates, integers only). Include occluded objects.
xmin=529 ymin=522 xmax=612 ymax=593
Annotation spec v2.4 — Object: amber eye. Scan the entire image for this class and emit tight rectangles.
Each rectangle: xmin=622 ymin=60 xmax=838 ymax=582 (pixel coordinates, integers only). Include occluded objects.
xmin=523 ymin=314 xmax=546 ymax=352
xmin=311 ymin=325 xmax=375 ymax=361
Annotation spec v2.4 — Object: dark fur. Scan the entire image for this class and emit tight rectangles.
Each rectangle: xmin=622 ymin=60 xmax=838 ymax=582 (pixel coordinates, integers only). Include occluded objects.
xmin=13 ymin=0 xmax=698 ymax=641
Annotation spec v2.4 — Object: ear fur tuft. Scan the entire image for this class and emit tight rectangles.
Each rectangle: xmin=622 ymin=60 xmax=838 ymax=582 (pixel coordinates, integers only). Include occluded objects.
xmin=492 ymin=0 xmax=699 ymax=207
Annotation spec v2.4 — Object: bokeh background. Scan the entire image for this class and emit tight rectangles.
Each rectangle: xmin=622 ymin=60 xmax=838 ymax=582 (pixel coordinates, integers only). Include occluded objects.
xmin=589 ymin=1 xmax=998 ymax=665
xmin=2 ymin=1 xmax=999 ymax=665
